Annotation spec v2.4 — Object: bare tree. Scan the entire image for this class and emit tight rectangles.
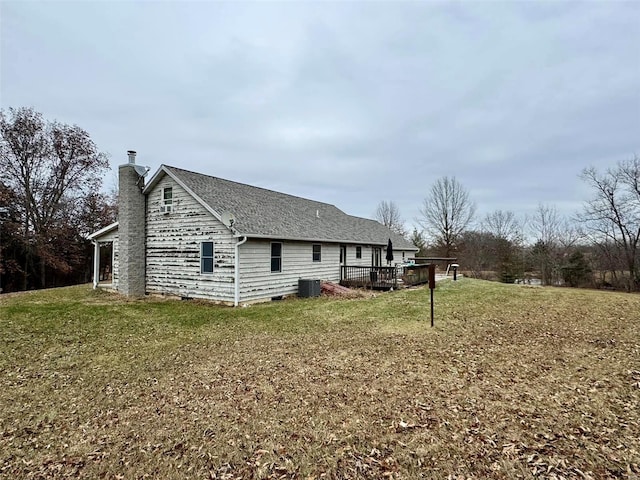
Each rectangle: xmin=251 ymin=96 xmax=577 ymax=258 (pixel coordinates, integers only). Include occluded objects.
xmin=0 ymin=107 xmax=110 ymax=289
xmin=579 ymin=156 xmax=640 ymax=291
xmin=529 ymin=204 xmax=562 ymax=285
xmin=530 ymin=204 xmax=561 ymax=247
xmin=470 ymin=210 xmax=526 ymax=283
xmin=482 ymin=210 xmax=520 ymax=242
xmin=528 ymin=204 xmax=591 ymax=287
xmin=375 ymin=200 xmax=406 ymax=236
xmin=457 ymin=230 xmax=497 ymax=280
xmin=418 ymin=176 xmax=475 ymax=257
xmin=557 ymin=218 xmax=583 ymax=251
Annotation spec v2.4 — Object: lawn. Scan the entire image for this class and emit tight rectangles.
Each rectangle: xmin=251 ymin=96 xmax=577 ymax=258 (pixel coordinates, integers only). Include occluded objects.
xmin=0 ymin=280 xmax=638 ymax=479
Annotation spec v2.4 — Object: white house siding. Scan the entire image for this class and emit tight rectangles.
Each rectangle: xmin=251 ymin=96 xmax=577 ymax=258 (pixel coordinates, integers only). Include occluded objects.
xmin=239 ymin=240 xmax=342 ymax=303
xmin=397 ymin=250 xmax=412 ymax=263
xmin=384 ymin=247 xmax=413 ymax=265
xmin=97 ymin=229 xmax=118 ymax=243
xmin=342 ymin=244 xmax=413 ymax=267
xmin=145 ymin=176 xmax=236 ymax=302
xmin=344 ymin=244 xmax=373 ymax=267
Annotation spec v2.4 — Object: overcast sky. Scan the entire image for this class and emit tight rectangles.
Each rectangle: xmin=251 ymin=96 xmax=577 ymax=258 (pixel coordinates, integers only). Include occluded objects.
xmin=2 ymin=1 xmax=639 ymax=232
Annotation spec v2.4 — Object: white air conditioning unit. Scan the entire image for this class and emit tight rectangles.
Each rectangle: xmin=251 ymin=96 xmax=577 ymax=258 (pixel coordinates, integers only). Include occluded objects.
xmin=160 ymin=204 xmax=173 ymax=214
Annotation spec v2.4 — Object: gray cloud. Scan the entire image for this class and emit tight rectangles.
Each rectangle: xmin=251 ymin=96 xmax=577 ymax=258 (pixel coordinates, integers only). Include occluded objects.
xmin=1 ymin=0 xmax=638 ymax=230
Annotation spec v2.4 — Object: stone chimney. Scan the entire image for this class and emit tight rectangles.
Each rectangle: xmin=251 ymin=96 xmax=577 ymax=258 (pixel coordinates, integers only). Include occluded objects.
xmin=118 ymin=150 xmax=146 ymax=296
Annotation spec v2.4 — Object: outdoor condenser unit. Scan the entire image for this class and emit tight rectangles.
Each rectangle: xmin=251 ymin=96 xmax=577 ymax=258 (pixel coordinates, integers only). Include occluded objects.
xmin=298 ymin=279 xmax=321 ymax=298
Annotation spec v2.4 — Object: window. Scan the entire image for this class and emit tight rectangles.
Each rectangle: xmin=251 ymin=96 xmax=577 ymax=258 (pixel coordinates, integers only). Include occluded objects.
xmin=162 ymin=187 xmax=173 ymax=213
xmin=356 ymin=246 xmax=362 ymax=259
xmin=312 ymin=244 xmax=321 ymax=262
xmin=201 ymin=241 xmax=214 ymax=273
xmin=271 ymin=242 xmax=282 ymax=272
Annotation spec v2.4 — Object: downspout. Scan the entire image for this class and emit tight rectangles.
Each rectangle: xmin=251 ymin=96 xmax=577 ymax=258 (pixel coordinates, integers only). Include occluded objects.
xmin=234 ymin=236 xmax=248 ymax=306
xmin=92 ymin=240 xmax=100 ymax=289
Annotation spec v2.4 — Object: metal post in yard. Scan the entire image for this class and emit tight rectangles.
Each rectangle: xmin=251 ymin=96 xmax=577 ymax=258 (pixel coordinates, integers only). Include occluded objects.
xmin=428 ymin=264 xmax=435 ymax=327
xmin=430 ymin=287 xmax=434 ymax=327
xmin=452 ymin=263 xmax=459 ymax=281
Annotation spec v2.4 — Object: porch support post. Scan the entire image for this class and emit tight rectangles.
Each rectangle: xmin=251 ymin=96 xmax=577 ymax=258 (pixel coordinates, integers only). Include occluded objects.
xmin=93 ymin=240 xmax=100 ymax=289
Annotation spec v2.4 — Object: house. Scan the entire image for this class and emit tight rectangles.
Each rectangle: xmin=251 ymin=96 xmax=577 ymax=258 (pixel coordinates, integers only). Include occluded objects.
xmin=89 ymin=151 xmax=418 ymax=305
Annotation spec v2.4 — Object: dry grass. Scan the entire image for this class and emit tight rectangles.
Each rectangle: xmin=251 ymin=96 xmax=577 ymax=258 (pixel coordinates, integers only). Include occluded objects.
xmin=1 ymin=280 xmax=639 ymax=479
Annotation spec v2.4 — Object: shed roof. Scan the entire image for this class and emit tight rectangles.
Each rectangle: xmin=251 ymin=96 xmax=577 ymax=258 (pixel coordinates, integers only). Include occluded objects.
xmin=153 ymin=165 xmax=416 ymax=250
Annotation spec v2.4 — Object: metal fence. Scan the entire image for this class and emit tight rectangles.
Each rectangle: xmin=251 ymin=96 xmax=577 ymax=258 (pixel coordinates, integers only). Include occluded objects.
xmin=340 ymin=265 xmax=398 ymax=290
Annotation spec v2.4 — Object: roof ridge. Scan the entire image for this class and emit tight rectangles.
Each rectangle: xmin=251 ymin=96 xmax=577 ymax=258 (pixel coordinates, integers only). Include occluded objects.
xmin=164 ymin=165 xmax=342 ymax=211
xmin=347 ymin=213 xmax=380 ymax=223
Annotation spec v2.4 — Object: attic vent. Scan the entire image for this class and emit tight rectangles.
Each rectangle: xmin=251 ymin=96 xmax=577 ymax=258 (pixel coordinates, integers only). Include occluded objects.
xmin=316 ymin=209 xmax=320 ymax=218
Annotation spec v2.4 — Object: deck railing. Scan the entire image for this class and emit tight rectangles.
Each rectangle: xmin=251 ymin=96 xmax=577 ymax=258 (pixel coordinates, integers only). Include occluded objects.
xmin=340 ymin=265 xmax=398 ymax=290
xmin=340 ymin=264 xmax=434 ymax=289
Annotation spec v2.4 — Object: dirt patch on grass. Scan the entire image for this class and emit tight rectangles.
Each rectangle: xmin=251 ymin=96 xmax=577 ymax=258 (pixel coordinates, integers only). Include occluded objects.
xmin=1 ymin=281 xmax=638 ymax=478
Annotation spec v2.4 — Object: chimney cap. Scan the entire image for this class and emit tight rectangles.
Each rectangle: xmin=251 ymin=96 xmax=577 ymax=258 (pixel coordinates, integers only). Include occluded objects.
xmin=127 ymin=150 xmax=137 ymax=164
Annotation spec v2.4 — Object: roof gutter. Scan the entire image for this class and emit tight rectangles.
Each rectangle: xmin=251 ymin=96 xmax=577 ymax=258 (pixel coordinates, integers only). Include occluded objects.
xmin=234 ymin=236 xmax=248 ymax=306
xmin=235 ymin=233 xmax=417 ymax=250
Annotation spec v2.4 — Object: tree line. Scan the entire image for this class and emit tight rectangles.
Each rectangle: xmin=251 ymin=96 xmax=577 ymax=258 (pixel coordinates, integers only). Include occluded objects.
xmin=0 ymin=107 xmax=116 ymax=293
xmin=1 ymin=107 xmax=637 ymax=293
xmin=375 ymin=158 xmax=640 ymax=292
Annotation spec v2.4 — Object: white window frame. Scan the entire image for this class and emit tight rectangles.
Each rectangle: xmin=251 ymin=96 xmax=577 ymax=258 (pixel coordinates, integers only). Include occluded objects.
xmin=161 ymin=186 xmax=173 ymax=213
xmin=271 ymin=242 xmax=282 ymax=273
xmin=312 ymin=244 xmax=321 ymax=262
xmin=201 ymin=241 xmax=215 ymax=274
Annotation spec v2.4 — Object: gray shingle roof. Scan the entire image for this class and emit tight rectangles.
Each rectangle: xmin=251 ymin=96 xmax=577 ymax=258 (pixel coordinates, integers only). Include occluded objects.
xmin=163 ymin=165 xmax=417 ymax=250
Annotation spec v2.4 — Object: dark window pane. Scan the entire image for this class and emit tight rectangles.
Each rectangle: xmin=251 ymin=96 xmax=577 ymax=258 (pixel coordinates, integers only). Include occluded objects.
xmin=201 ymin=241 xmax=214 ymax=273
xmin=271 ymin=242 xmax=282 ymax=272
xmin=202 ymin=242 xmax=213 ymax=257
xmin=202 ymin=258 xmax=214 ymax=273
xmin=271 ymin=258 xmax=281 ymax=272
xmin=356 ymin=246 xmax=362 ymax=259
xmin=313 ymin=244 xmax=321 ymax=262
